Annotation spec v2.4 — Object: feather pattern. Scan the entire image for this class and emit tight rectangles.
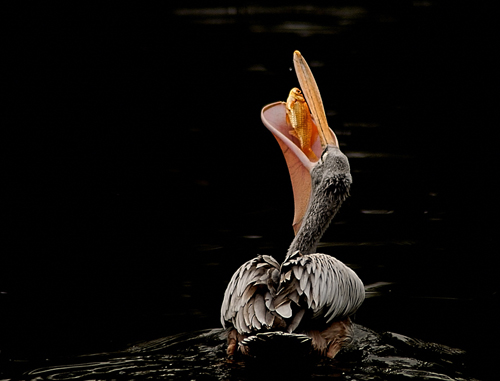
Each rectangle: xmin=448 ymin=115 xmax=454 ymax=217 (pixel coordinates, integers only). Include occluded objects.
xmin=221 ymin=255 xmax=281 ymax=333
xmin=277 ymin=252 xmax=364 ymax=325
xmin=220 ymin=251 xmax=364 ymax=335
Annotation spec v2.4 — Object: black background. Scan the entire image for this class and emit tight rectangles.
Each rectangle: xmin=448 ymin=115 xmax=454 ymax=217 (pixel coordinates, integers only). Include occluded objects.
xmin=2 ymin=2 xmax=497 ymax=378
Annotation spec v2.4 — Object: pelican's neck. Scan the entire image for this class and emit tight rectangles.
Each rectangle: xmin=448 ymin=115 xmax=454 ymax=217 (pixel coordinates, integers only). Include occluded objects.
xmin=285 ymin=149 xmax=351 ymax=259
xmin=286 ymin=186 xmax=337 ymax=258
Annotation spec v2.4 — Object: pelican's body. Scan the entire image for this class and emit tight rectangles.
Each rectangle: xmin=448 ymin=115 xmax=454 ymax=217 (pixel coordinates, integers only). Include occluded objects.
xmin=220 ymin=51 xmax=364 ymax=358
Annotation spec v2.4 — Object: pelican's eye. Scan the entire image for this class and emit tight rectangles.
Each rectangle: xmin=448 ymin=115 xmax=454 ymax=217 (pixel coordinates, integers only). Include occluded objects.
xmin=320 ymin=150 xmax=329 ymax=163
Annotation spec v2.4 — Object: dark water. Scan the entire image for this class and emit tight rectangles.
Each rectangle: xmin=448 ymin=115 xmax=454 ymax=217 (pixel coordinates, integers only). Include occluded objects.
xmin=11 ymin=326 xmax=474 ymax=380
xmin=2 ymin=2 xmax=497 ymax=380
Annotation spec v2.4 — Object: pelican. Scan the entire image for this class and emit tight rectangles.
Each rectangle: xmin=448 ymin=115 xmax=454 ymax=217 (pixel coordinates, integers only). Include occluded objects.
xmin=220 ymin=51 xmax=364 ymax=358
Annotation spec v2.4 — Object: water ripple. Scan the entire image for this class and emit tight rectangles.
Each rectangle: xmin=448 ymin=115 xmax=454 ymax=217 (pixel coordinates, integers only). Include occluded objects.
xmin=20 ymin=326 xmax=477 ymax=380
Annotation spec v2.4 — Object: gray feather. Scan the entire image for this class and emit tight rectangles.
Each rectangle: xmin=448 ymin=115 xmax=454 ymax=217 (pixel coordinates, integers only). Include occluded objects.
xmin=293 ymin=265 xmax=304 ymax=280
xmin=276 ymin=300 xmax=292 ymax=318
xmin=287 ymin=308 xmax=305 ymax=333
xmin=254 ymin=294 xmax=267 ymax=325
xmin=299 ymin=271 xmax=309 ymax=291
xmin=265 ymin=310 xmax=275 ymax=327
xmin=241 ymin=285 xmax=257 ymax=306
xmin=243 ymin=301 xmax=252 ymax=327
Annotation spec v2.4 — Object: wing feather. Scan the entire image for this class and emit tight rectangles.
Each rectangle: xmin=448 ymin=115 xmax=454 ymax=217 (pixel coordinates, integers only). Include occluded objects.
xmin=254 ymin=293 xmax=267 ymax=325
xmin=237 ymin=306 xmax=250 ymax=333
xmin=220 ymin=255 xmax=280 ymax=331
xmin=241 ymin=285 xmax=257 ymax=306
xmin=263 ymin=255 xmax=280 ymax=268
xmin=221 ymin=252 xmax=364 ymax=336
xmin=276 ymin=300 xmax=292 ymax=318
xmin=243 ymin=301 xmax=252 ymax=327
xmin=293 ymin=265 xmax=303 ymax=280
xmin=265 ymin=309 xmax=275 ymax=327
xmin=277 ymin=253 xmax=365 ymax=328
xmin=299 ymin=271 xmax=309 ymax=291
xmin=287 ymin=308 xmax=306 ymax=333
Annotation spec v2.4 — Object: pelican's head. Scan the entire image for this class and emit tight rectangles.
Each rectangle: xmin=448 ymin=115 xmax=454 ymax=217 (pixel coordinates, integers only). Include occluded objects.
xmin=261 ymin=51 xmax=349 ymax=234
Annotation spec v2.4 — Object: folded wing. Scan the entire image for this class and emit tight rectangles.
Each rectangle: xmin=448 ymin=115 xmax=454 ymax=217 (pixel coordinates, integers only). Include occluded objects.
xmin=274 ymin=251 xmax=365 ymax=332
xmin=220 ymin=255 xmax=281 ymax=333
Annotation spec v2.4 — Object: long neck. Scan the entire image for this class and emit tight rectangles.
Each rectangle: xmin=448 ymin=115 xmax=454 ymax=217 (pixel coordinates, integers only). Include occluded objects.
xmin=286 ymin=173 xmax=349 ymax=259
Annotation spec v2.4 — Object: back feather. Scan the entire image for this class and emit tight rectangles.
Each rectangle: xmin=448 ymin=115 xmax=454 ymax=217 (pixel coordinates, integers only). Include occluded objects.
xmin=220 ymin=251 xmax=364 ymax=336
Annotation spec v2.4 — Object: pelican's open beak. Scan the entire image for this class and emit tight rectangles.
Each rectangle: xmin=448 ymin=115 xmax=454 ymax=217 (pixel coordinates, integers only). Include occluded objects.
xmin=261 ymin=51 xmax=339 ymax=234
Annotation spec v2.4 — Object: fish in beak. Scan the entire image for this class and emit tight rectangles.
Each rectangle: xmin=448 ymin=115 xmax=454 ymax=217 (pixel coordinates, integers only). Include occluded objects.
xmin=261 ymin=51 xmax=339 ymax=234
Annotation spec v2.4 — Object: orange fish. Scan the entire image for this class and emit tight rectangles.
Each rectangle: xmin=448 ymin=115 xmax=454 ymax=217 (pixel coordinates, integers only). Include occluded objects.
xmin=285 ymin=87 xmax=318 ymax=161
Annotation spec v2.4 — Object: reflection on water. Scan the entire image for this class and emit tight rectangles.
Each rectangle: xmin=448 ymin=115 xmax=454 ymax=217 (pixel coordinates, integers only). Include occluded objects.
xmin=22 ymin=325 xmax=475 ymax=380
